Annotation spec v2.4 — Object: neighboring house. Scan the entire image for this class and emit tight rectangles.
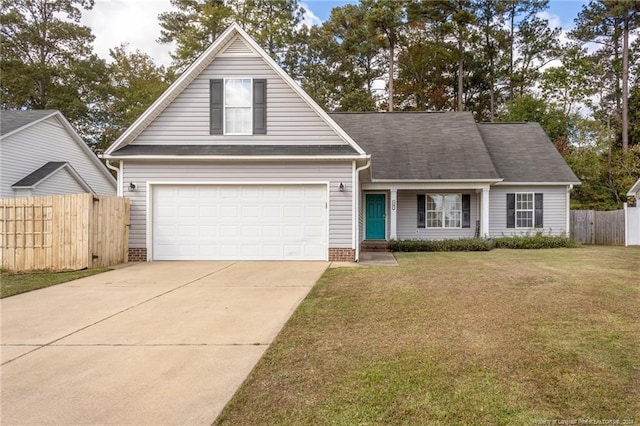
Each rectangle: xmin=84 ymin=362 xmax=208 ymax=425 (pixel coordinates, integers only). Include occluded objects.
xmin=0 ymin=110 xmax=116 ymax=197
xmin=104 ymin=23 xmax=579 ymax=262
xmin=626 ymin=178 xmax=640 ymax=246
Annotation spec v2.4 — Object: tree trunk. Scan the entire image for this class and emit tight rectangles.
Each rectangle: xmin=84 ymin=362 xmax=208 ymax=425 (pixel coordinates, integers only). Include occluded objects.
xmin=458 ymin=34 xmax=463 ymax=111
xmin=622 ymin=17 xmax=629 ymax=153
xmin=509 ymin=7 xmax=515 ymax=101
xmin=388 ymin=37 xmax=394 ymax=112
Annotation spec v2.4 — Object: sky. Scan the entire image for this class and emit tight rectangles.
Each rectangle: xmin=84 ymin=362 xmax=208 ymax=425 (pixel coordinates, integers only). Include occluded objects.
xmin=81 ymin=0 xmax=589 ymax=68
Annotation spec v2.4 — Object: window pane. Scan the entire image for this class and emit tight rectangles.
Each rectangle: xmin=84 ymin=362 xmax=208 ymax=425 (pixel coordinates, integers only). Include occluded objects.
xmin=225 ymin=79 xmax=251 ymax=107
xmin=516 ymin=211 xmax=533 ymax=228
xmin=444 ymin=194 xmax=461 ymax=211
xmin=426 ymin=211 xmax=442 ymax=228
xmin=426 ymin=195 xmax=442 ymax=211
xmin=445 ymin=211 xmax=461 ymax=228
xmin=225 ymin=108 xmax=251 ymax=134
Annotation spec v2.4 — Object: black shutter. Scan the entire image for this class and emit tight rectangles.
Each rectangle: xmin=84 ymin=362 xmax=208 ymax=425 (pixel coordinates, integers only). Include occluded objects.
xmin=506 ymin=193 xmax=515 ymax=228
xmin=253 ymin=79 xmax=267 ymax=134
xmin=417 ymin=194 xmax=425 ymax=228
xmin=462 ymin=194 xmax=471 ymax=228
xmin=535 ymin=193 xmax=543 ymax=228
xmin=210 ymin=79 xmax=223 ymax=135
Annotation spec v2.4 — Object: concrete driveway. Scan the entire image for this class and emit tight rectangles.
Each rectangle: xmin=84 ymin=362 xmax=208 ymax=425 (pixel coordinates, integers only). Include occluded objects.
xmin=0 ymin=261 xmax=328 ymax=425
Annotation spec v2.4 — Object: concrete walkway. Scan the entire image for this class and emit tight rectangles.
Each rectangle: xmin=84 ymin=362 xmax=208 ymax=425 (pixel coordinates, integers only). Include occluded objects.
xmin=0 ymin=261 xmax=328 ymax=425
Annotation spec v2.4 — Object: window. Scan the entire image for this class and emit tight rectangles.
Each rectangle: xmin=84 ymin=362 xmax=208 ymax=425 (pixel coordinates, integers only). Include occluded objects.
xmin=210 ymin=78 xmax=267 ymax=135
xmin=516 ymin=192 xmax=534 ymax=228
xmin=425 ymin=194 xmax=461 ymax=228
xmin=224 ymin=79 xmax=252 ymax=134
xmin=506 ymin=192 xmax=543 ymax=229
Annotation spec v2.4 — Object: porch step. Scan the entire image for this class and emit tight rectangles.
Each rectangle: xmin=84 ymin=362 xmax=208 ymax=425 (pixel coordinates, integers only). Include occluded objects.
xmin=360 ymin=240 xmax=390 ymax=252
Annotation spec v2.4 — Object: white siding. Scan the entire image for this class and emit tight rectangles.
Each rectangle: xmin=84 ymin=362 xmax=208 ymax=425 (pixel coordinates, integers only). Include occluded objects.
xmin=122 ymin=160 xmax=353 ymax=249
xmin=32 ymin=168 xmax=86 ymax=196
xmin=397 ymin=190 xmax=479 ymax=240
xmin=0 ymin=117 xmax=116 ymax=197
xmin=489 ymin=185 xmax=569 ymax=237
xmin=132 ymin=56 xmax=347 ymax=145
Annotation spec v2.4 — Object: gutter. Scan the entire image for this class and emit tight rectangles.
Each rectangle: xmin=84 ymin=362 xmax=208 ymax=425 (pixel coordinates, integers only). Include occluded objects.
xmin=354 ymin=158 xmax=372 ymax=262
xmin=103 ymin=158 xmax=122 ymax=196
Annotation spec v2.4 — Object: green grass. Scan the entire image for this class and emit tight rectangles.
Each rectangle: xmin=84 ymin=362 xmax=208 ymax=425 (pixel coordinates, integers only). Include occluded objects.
xmin=1 ymin=268 xmax=111 ymax=298
xmin=215 ymin=246 xmax=640 ymax=425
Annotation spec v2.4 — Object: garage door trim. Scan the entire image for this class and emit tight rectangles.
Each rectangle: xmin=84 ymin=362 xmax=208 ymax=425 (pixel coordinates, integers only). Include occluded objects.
xmin=146 ymin=181 xmax=331 ymax=261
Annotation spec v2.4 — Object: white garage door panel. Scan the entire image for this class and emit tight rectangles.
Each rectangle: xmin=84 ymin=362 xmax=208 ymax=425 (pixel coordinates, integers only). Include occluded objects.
xmin=152 ymin=185 xmax=327 ymax=260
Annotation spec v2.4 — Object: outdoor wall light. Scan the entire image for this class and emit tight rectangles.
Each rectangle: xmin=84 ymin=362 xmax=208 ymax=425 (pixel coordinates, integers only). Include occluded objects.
xmin=339 ymin=182 xmax=345 ymax=192
xmin=129 ymin=182 xmax=137 ymax=192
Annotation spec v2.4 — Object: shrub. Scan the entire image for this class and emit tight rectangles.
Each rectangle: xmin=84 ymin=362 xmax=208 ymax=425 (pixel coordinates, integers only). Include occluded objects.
xmin=388 ymin=235 xmax=579 ymax=252
xmin=491 ymin=234 xmax=579 ymax=249
xmin=389 ymin=238 xmax=492 ymax=252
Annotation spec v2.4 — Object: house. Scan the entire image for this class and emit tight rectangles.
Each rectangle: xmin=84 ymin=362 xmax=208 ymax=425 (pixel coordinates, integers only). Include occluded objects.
xmin=625 ymin=178 xmax=640 ymax=246
xmin=0 ymin=110 xmax=116 ymax=197
xmin=103 ymin=23 xmax=579 ymax=262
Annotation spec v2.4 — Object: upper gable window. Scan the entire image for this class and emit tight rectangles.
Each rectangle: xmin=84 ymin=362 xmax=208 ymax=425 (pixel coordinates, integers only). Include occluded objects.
xmin=224 ymin=79 xmax=252 ymax=135
xmin=210 ymin=78 xmax=267 ymax=136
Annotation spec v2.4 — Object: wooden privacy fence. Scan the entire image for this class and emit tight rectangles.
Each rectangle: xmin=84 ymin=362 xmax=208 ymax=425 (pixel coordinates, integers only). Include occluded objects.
xmin=0 ymin=194 xmax=129 ymax=272
xmin=570 ymin=209 xmax=625 ymax=246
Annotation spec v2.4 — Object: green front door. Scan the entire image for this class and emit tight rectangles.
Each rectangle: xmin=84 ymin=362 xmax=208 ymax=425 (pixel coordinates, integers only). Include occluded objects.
xmin=365 ymin=194 xmax=386 ymax=240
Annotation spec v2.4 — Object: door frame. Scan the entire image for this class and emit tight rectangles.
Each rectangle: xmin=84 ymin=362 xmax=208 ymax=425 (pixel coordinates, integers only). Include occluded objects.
xmin=146 ymin=181 xmax=330 ymax=261
xmin=364 ymin=191 xmax=387 ymax=240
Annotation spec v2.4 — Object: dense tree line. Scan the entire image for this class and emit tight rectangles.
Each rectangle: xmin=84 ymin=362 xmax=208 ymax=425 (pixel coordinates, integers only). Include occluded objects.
xmin=1 ymin=0 xmax=638 ymax=209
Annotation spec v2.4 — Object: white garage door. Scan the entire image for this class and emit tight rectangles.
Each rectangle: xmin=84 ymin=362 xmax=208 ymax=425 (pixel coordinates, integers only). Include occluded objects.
xmin=152 ymin=184 xmax=327 ymax=260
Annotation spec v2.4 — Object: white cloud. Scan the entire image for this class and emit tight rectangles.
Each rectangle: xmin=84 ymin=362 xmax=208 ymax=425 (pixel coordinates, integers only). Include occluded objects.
xmin=82 ymin=0 xmax=174 ymax=67
xmin=299 ymin=2 xmax=322 ymax=28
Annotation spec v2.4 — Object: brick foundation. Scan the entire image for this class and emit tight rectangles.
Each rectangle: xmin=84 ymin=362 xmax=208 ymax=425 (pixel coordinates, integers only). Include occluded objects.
xmin=128 ymin=248 xmax=147 ymax=262
xmin=128 ymin=247 xmax=354 ymax=262
xmin=329 ymin=248 xmax=355 ymax=262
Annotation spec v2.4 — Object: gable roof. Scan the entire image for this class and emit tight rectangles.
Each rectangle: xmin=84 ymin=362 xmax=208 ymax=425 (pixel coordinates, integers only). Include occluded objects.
xmin=330 ymin=112 xmax=500 ymax=181
xmin=1 ymin=110 xmax=59 ymax=138
xmin=477 ymin=123 xmax=580 ymax=184
xmin=12 ymin=161 xmax=93 ymax=192
xmin=0 ymin=110 xmax=116 ymax=188
xmin=104 ymin=23 xmax=366 ymax=157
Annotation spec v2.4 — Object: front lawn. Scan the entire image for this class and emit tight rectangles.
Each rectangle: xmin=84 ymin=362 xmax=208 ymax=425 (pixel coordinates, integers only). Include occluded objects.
xmin=1 ymin=268 xmax=111 ymax=298
xmin=216 ymin=247 xmax=640 ymax=425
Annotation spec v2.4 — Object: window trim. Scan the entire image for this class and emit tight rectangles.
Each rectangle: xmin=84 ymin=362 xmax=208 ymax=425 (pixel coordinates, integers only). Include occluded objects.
xmin=223 ymin=77 xmax=253 ymax=136
xmin=424 ymin=193 xmax=463 ymax=229
xmin=515 ymin=192 xmax=534 ymax=229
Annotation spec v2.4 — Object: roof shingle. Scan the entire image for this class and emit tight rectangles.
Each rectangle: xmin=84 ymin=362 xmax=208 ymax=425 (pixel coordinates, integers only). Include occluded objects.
xmin=1 ymin=110 xmax=58 ymax=136
xmin=477 ymin=123 xmax=579 ymax=183
xmin=330 ymin=112 xmax=500 ymax=180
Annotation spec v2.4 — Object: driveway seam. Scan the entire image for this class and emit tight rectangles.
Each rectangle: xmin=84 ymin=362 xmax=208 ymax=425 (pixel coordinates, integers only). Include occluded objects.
xmin=1 ymin=262 xmax=238 ymax=366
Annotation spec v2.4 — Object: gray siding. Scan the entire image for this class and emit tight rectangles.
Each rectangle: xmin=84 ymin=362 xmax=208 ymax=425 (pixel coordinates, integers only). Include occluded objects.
xmin=489 ymin=185 xmax=568 ymax=236
xmin=397 ymin=190 xmax=479 ymax=240
xmin=33 ymin=168 xmax=86 ymax=196
xmin=122 ymin=160 xmax=353 ymax=249
xmin=132 ymin=56 xmax=347 ymax=145
xmin=0 ymin=117 xmax=116 ymax=197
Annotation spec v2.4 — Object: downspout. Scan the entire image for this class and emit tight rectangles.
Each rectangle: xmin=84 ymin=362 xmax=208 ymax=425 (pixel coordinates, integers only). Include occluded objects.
xmin=104 ymin=159 xmax=121 ymax=197
xmin=567 ymin=184 xmax=573 ymax=239
xmin=354 ymin=158 xmax=371 ymax=262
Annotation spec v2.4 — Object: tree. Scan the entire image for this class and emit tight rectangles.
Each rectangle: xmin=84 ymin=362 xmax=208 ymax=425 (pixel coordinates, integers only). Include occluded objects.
xmin=95 ymin=45 xmax=170 ymax=152
xmin=158 ymin=0 xmax=304 ymax=75
xmin=0 ymin=0 xmax=107 ymax=141
xmin=158 ymin=0 xmax=232 ymax=73
xmin=363 ymin=0 xmax=405 ymax=111
xmin=407 ymin=0 xmax=476 ymax=112
xmin=497 ymin=94 xmax=575 ymax=148
xmin=572 ymin=0 xmax=640 ymax=153
xmin=474 ymin=0 xmax=509 ymax=119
